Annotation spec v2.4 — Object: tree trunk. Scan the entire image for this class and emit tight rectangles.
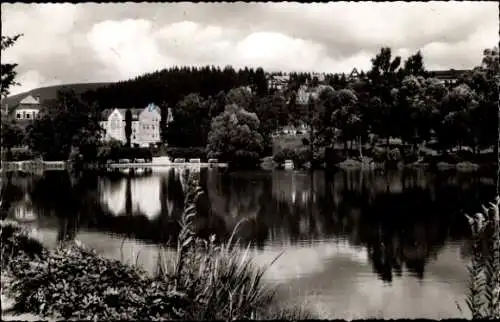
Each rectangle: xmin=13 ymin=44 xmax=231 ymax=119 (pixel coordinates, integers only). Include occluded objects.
xmin=358 ymin=136 xmax=363 ymax=161
xmin=344 ymin=140 xmax=348 ymax=159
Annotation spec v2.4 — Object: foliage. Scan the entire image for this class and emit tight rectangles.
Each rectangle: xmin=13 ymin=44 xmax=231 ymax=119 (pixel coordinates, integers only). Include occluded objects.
xmin=207 ymin=104 xmax=264 ymax=168
xmin=1 ymin=118 xmax=25 ymax=160
xmin=461 ymin=197 xmax=500 ymax=319
xmin=97 ymin=145 xmax=153 ymax=163
xmin=1 ymin=34 xmax=23 ymax=98
xmin=165 ymin=93 xmax=211 ymax=148
xmin=273 ymin=147 xmax=311 ymax=168
xmin=166 ymin=147 xmax=207 ymax=161
xmin=0 ymin=148 xmax=39 ymax=162
xmin=154 ymin=171 xmax=282 ymax=320
xmin=0 ymin=172 xmax=302 ymax=321
xmin=26 ymin=90 xmax=103 ymax=161
xmin=1 ymin=220 xmax=47 ymax=269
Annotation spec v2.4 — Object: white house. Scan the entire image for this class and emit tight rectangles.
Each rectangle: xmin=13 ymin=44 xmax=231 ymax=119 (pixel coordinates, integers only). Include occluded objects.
xmin=100 ymin=103 xmax=173 ymax=147
xmin=12 ymin=95 xmax=41 ymax=121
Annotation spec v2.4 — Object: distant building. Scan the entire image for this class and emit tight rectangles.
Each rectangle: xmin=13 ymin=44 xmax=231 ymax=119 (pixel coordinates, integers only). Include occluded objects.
xmin=429 ymin=69 xmax=471 ymax=85
xmin=268 ymin=74 xmax=290 ymax=91
xmin=10 ymin=95 xmax=42 ymax=122
xmin=348 ymin=68 xmax=362 ymax=81
xmin=99 ymin=103 xmax=173 ymax=147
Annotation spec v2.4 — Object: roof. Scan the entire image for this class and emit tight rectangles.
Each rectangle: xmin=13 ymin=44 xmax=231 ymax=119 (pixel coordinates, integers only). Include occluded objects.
xmin=430 ymin=69 xmax=472 ymax=79
xmin=100 ymin=106 xmax=160 ymax=121
xmin=19 ymin=95 xmax=40 ymax=105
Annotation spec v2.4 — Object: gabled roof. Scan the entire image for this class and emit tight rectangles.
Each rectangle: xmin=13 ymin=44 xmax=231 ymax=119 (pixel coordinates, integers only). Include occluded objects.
xmin=19 ymin=95 xmax=40 ymax=105
xmin=100 ymin=108 xmax=146 ymax=121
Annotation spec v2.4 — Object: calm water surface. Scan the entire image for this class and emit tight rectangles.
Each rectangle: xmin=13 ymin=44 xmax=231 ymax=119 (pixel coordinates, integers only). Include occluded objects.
xmin=1 ymin=167 xmax=496 ymax=319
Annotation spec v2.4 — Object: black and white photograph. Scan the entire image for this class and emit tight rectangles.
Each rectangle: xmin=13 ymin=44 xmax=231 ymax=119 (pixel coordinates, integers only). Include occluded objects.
xmin=1 ymin=1 xmax=499 ymax=320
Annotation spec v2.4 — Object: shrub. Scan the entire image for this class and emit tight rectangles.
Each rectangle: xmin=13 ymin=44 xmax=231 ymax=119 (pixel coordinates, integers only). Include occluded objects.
xmin=1 ymin=220 xmax=47 ymax=269
xmin=153 ymin=172 xmax=280 ymax=320
xmin=460 ymin=197 xmax=500 ymax=319
xmin=96 ymin=145 xmax=153 ymax=163
xmin=1 ymin=149 xmax=40 ymax=161
xmin=166 ymin=147 xmax=207 ymax=161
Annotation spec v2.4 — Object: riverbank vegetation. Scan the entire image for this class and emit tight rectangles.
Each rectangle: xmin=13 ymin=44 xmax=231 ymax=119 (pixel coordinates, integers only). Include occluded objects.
xmin=1 ymin=175 xmax=312 ymax=320
xmin=460 ymin=197 xmax=500 ymax=319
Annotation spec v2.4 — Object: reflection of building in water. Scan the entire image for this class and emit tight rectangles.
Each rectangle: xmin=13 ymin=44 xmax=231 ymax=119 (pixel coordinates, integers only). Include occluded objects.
xmin=13 ymin=196 xmax=36 ymax=222
xmin=99 ymin=176 xmax=162 ymax=220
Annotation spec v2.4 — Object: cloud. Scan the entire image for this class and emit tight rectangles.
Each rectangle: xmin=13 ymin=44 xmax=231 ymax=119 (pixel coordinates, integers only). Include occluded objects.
xmin=1 ymin=2 xmax=498 ymax=95
xmin=87 ymin=19 xmax=172 ymax=80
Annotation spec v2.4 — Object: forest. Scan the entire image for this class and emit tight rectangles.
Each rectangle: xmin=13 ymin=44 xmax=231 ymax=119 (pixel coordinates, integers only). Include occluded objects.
xmin=1 ymin=46 xmax=498 ymax=169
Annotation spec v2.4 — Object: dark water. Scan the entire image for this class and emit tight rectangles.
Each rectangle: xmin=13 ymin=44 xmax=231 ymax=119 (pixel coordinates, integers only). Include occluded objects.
xmin=1 ymin=167 xmax=496 ymax=319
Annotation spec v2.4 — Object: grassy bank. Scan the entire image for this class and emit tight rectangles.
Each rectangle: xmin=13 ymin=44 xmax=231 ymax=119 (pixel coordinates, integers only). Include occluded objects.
xmin=0 ymin=179 xmax=312 ymax=320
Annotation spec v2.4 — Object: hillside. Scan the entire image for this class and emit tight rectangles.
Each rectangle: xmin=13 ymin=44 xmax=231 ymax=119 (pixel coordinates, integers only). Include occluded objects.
xmin=0 ymin=82 xmax=113 ymax=110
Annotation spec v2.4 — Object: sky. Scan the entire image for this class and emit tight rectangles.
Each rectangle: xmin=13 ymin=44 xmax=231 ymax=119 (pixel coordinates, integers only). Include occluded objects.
xmin=1 ymin=2 xmax=498 ymax=96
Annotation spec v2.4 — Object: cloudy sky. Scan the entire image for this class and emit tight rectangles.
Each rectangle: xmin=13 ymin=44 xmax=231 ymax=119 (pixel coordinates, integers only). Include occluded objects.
xmin=1 ymin=2 xmax=498 ymax=95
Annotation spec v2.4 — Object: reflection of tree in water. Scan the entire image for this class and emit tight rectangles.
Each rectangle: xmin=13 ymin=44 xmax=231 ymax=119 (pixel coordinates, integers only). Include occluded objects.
xmin=30 ymin=171 xmax=81 ymax=242
xmin=0 ymin=172 xmax=25 ymax=220
xmin=332 ymin=169 xmax=495 ymax=283
xmin=15 ymin=167 xmax=497 ymax=282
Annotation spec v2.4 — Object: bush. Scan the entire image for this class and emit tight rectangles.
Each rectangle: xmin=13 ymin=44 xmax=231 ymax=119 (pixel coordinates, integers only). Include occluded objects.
xmin=1 ymin=220 xmax=47 ymax=269
xmin=166 ymin=147 xmax=207 ymax=161
xmin=402 ymin=148 xmax=419 ymax=164
xmin=96 ymin=145 xmax=153 ymax=163
xmin=1 ymin=149 xmax=39 ymax=161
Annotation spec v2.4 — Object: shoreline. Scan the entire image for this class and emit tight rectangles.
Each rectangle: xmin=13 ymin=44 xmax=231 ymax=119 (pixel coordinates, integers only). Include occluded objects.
xmin=0 ymin=220 xmax=310 ymax=321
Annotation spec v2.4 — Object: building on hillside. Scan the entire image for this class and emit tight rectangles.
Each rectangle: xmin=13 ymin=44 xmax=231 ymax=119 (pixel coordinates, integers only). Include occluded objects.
xmin=7 ymin=95 xmax=42 ymax=123
xmin=348 ymin=68 xmax=362 ymax=81
xmin=99 ymin=103 xmax=173 ymax=147
xmin=268 ymin=74 xmax=290 ymax=91
xmin=311 ymin=72 xmax=326 ymax=83
xmin=429 ymin=69 xmax=471 ymax=85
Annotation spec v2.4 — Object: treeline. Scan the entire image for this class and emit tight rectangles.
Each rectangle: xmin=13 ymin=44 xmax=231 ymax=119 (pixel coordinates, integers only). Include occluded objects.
xmin=1 ymin=46 xmax=498 ymax=169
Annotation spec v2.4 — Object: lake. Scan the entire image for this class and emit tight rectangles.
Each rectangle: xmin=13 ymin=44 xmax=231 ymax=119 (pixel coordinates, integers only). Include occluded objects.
xmin=0 ymin=167 xmax=496 ymax=319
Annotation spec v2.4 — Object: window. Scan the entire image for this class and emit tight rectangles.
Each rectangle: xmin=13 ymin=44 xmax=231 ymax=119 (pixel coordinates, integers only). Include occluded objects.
xmin=16 ymin=113 xmax=21 ymax=119
xmin=26 ymin=113 xmax=31 ymax=119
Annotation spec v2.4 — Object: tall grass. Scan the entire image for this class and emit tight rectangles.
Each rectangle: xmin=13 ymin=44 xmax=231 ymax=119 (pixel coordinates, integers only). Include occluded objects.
xmin=152 ymin=170 xmax=286 ymax=320
xmin=461 ymin=196 xmax=500 ymax=319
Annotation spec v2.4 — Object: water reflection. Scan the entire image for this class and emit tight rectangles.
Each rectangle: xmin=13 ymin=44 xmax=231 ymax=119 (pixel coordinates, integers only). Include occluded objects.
xmin=2 ymin=168 xmax=494 ymax=280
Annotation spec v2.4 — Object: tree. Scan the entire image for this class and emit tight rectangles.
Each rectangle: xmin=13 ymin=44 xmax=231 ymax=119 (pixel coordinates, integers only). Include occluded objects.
xmin=331 ymin=88 xmax=361 ymax=158
xmin=166 ymin=93 xmax=210 ymax=147
xmin=439 ymin=84 xmax=480 ymax=153
xmin=225 ymin=87 xmax=254 ymax=110
xmin=27 ymin=90 xmax=103 ymax=161
xmin=1 ymin=34 xmax=23 ymax=98
xmin=0 ymin=118 xmax=24 ymax=160
xmin=206 ymin=104 xmax=264 ymax=168
xmin=125 ymin=108 xmax=132 ymax=147
xmin=367 ymin=47 xmax=404 ymax=158
xmin=403 ymin=50 xmax=427 ymax=77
